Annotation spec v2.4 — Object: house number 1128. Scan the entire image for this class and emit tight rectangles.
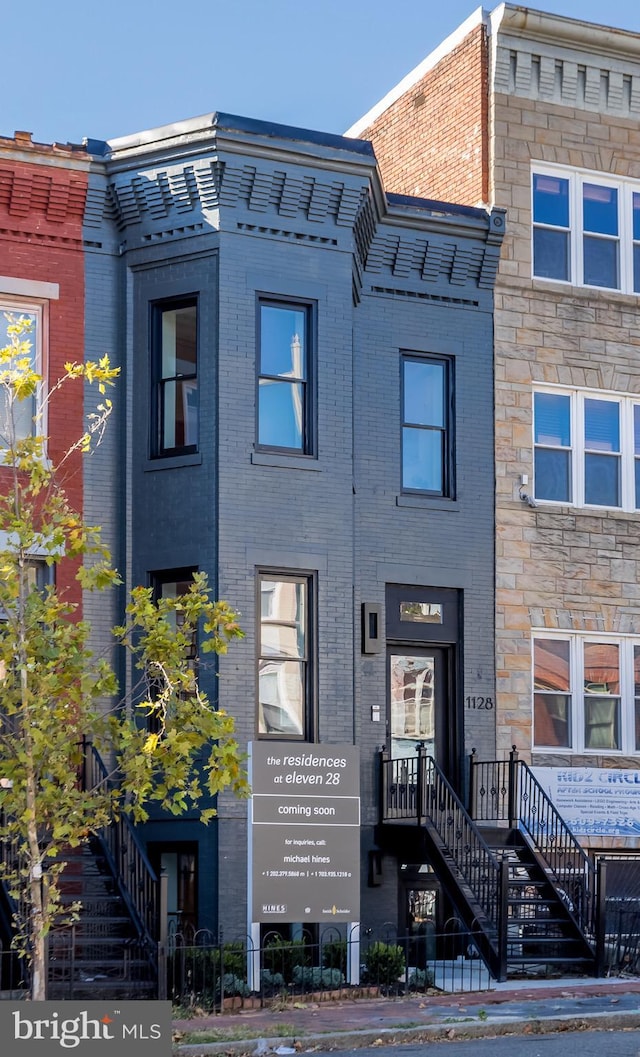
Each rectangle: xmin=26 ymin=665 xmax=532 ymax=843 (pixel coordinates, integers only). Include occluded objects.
xmin=465 ymin=696 xmax=494 ymax=710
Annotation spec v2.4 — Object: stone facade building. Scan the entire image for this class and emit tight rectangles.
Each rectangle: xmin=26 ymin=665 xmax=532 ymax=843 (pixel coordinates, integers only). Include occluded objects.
xmin=352 ymin=4 xmax=640 ymax=851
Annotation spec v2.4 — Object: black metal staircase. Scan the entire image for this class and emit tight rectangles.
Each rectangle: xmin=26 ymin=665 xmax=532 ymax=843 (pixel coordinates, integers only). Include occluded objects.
xmin=0 ymin=740 xmax=159 ymax=999
xmin=48 ymin=839 xmax=157 ymax=999
xmin=379 ymin=746 xmax=598 ymax=981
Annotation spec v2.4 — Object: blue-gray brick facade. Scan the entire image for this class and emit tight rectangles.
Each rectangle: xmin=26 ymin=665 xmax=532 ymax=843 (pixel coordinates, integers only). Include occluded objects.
xmin=83 ymin=114 xmax=504 ymax=937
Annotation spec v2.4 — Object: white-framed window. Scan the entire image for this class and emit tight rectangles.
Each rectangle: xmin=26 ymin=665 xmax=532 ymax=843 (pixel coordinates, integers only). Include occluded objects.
xmin=533 ymin=386 xmax=640 ymax=510
xmin=533 ymin=633 xmax=640 ymax=755
xmin=532 ymin=163 xmax=640 ymax=293
xmin=0 ymin=296 xmax=46 ymax=444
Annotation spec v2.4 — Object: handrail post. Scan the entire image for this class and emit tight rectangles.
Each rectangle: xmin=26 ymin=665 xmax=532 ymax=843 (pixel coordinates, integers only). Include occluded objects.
xmin=157 ymin=868 xmax=168 ymax=1000
xmin=80 ymin=735 xmax=88 ymax=792
xmin=497 ymin=857 xmax=509 ymax=982
xmin=379 ymin=747 xmax=389 ymax=822
xmin=416 ymin=742 xmax=427 ymax=827
xmin=595 ymin=857 xmax=607 ymax=977
xmin=508 ymin=745 xmax=519 ymax=829
xmin=468 ymin=747 xmax=477 ymax=816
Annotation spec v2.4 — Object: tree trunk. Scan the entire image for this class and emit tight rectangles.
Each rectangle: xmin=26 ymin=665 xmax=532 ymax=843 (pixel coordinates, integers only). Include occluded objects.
xmin=29 ymin=870 xmax=47 ymax=1001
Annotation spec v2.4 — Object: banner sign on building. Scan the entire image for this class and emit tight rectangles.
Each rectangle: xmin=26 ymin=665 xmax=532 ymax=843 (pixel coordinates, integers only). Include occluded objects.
xmin=248 ymin=742 xmax=360 ymax=923
xmin=533 ymin=766 xmax=640 ymax=836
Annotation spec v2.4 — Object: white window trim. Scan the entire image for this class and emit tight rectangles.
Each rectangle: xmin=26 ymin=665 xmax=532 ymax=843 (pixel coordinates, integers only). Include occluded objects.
xmin=531 ymin=161 xmax=640 ymax=294
xmin=0 ymin=276 xmax=58 ymax=301
xmin=533 ymin=383 xmax=640 ymax=511
xmin=0 ymin=293 xmax=48 ymax=443
xmin=532 ymin=631 xmax=639 ymax=756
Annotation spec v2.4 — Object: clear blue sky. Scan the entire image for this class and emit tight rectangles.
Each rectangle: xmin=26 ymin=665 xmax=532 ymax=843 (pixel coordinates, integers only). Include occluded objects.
xmin=5 ymin=0 xmax=640 ymax=147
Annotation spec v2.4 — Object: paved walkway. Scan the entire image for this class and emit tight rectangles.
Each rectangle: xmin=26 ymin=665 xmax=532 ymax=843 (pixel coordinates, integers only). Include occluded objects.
xmin=173 ymin=976 xmax=640 ymax=1054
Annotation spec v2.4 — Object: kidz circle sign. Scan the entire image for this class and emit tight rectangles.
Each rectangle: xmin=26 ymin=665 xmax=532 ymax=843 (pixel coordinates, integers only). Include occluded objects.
xmin=3 ymin=1001 xmax=172 ymax=1055
xmin=249 ymin=742 xmax=360 ymax=923
xmin=533 ymin=766 xmax=640 ymax=836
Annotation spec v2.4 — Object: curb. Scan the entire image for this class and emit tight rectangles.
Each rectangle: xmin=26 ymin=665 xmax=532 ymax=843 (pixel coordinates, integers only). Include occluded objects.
xmin=174 ymin=1007 xmax=640 ymax=1055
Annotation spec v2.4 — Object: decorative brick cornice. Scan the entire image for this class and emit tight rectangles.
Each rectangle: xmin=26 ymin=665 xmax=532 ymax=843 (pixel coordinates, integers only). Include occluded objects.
xmin=364 ymin=230 xmax=501 ymax=291
xmin=0 ymin=166 xmax=87 ymax=226
xmin=86 ymin=157 xmax=371 ymax=233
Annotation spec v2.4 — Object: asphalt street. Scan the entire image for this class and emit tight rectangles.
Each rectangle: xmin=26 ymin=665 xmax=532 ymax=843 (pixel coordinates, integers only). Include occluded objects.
xmin=323 ymin=1029 xmax=640 ymax=1057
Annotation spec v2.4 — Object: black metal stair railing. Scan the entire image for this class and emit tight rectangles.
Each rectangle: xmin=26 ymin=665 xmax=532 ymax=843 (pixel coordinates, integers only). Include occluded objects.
xmin=81 ymin=740 xmax=159 ymax=969
xmin=381 ymin=748 xmax=502 ymax=934
xmin=470 ymin=747 xmax=597 ymax=935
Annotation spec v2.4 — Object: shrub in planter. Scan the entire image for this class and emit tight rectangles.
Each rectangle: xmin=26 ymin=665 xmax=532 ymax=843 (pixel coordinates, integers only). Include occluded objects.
xmin=216 ymin=972 xmax=250 ymax=998
xmin=362 ymin=942 xmax=405 ymax=986
xmin=218 ymin=943 xmax=246 ymax=979
xmin=291 ymin=965 xmax=345 ymax=992
xmin=408 ymin=967 xmax=435 ymax=991
xmin=263 ymin=938 xmax=310 ymax=981
xmin=260 ymin=969 xmax=286 ymax=996
xmin=321 ymin=939 xmax=348 ymax=975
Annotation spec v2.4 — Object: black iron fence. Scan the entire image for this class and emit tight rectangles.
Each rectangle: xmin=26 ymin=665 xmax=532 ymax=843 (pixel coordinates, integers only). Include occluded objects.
xmin=165 ymin=920 xmax=493 ymax=1013
xmin=595 ymin=855 xmax=640 ymax=977
xmin=0 ymin=942 xmax=28 ymax=998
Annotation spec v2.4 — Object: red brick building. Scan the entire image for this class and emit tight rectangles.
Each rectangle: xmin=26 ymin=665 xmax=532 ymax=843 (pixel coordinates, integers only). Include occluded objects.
xmin=0 ymin=131 xmax=90 ymax=607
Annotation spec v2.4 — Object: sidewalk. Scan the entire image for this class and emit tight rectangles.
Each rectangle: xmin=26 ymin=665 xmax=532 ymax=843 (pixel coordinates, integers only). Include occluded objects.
xmin=173 ymin=976 xmax=640 ymax=1054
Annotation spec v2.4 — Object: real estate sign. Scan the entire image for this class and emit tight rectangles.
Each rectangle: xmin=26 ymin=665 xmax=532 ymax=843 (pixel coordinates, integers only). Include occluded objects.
xmin=248 ymin=742 xmax=360 ymax=923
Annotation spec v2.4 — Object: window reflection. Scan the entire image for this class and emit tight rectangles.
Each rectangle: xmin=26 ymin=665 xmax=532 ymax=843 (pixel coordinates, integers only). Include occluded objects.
xmin=390 ymin=654 xmax=435 ymax=758
xmin=0 ymin=309 xmax=39 ymax=444
xmin=155 ymin=301 xmax=198 ymax=455
xmin=583 ymin=642 xmax=620 ymax=750
xmin=400 ymin=602 xmax=442 ymax=624
xmin=258 ymin=304 xmax=309 ymax=452
xmin=259 ymin=576 xmax=308 ymax=737
xmin=533 ymin=639 xmax=571 ymax=748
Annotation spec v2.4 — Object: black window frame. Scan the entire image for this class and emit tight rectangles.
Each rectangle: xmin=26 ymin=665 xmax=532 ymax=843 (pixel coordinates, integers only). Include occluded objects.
xmin=150 ymin=568 xmax=198 ymax=649
xmin=147 ymin=568 xmax=198 ymax=726
xmin=400 ymin=353 xmax=454 ymax=498
xmin=256 ymin=570 xmax=315 ymax=741
xmin=150 ymin=296 xmax=199 ymax=458
xmin=256 ymin=296 xmax=316 ymax=456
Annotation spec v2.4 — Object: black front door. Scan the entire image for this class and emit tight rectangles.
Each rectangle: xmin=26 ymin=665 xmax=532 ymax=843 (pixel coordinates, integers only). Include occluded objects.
xmin=385 ymin=585 xmax=460 ymax=784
